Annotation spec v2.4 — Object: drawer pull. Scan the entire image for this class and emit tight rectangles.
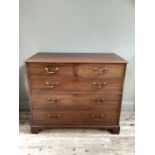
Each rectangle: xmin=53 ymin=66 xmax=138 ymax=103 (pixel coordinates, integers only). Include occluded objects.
xmin=47 ymin=97 xmax=60 ymax=104
xmin=91 ymin=114 xmax=105 ymax=120
xmin=93 ymin=67 xmax=108 ymax=75
xmin=92 ymin=97 xmax=105 ymax=104
xmin=92 ymin=81 xmax=106 ymax=89
xmin=44 ymin=66 xmax=59 ymax=74
xmin=48 ymin=113 xmax=61 ymax=119
xmin=45 ymin=82 xmax=60 ymax=89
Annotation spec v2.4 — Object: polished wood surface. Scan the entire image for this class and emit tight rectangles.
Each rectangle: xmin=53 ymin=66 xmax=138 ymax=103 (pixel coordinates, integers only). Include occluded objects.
xmin=25 ymin=53 xmax=127 ymax=63
xmin=27 ymin=63 xmax=74 ymax=76
xmin=78 ymin=64 xmax=125 ymax=77
xmin=31 ymin=92 xmax=121 ymax=109
xmin=30 ymin=77 xmax=123 ymax=92
xmin=25 ymin=53 xmax=127 ymax=134
xmin=32 ymin=109 xmax=118 ymax=125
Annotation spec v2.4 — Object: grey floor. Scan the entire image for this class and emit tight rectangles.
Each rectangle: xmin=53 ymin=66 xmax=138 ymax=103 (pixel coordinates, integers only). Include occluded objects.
xmin=19 ymin=111 xmax=135 ymax=155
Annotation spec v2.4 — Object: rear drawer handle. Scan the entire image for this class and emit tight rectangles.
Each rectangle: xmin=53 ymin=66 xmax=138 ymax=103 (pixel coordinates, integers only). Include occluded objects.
xmin=93 ymin=67 xmax=108 ymax=75
xmin=91 ymin=114 xmax=105 ymax=120
xmin=45 ymin=82 xmax=60 ymax=89
xmin=44 ymin=66 xmax=59 ymax=74
xmin=92 ymin=81 xmax=106 ymax=89
xmin=92 ymin=97 xmax=105 ymax=104
xmin=48 ymin=113 xmax=61 ymax=119
xmin=47 ymin=97 xmax=60 ymax=104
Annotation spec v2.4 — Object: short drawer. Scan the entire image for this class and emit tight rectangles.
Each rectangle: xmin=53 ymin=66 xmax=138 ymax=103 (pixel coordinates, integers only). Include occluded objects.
xmin=29 ymin=77 xmax=123 ymax=92
xmin=78 ymin=64 xmax=125 ymax=77
xmin=32 ymin=109 xmax=118 ymax=125
xmin=31 ymin=92 xmax=121 ymax=110
xmin=27 ymin=63 xmax=74 ymax=76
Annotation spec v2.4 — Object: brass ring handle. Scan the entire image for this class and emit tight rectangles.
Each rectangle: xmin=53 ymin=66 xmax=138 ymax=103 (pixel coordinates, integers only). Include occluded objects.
xmin=93 ymin=67 xmax=108 ymax=75
xmin=92 ymin=81 xmax=106 ymax=89
xmin=47 ymin=97 xmax=60 ymax=104
xmin=45 ymin=82 xmax=60 ymax=89
xmin=48 ymin=113 xmax=61 ymax=119
xmin=44 ymin=66 xmax=59 ymax=74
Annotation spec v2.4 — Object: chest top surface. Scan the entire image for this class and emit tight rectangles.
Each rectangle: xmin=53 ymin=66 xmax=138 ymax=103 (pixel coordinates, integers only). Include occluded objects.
xmin=25 ymin=53 xmax=127 ymax=64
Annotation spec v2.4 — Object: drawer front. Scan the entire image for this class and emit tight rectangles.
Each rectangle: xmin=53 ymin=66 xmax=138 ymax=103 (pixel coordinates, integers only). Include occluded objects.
xmin=27 ymin=63 xmax=74 ymax=76
xmin=78 ymin=64 xmax=125 ymax=77
xmin=30 ymin=77 xmax=123 ymax=92
xmin=32 ymin=109 xmax=118 ymax=125
xmin=31 ymin=92 xmax=121 ymax=109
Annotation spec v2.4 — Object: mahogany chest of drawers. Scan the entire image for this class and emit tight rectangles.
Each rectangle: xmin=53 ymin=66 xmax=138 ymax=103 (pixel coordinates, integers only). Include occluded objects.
xmin=25 ymin=53 xmax=127 ymax=134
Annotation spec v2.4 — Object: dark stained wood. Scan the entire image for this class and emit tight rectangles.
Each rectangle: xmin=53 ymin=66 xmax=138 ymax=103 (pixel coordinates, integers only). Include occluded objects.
xmin=31 ymin=127 xmax=41 ymax=134
xmin=31 ymin=125 xmax=120 ymax=134
xmin=32 ymin=109 xmax=118 ymax=125
xmin=27 ymin=63 xmax=74 ymax=77
xmin=31 ymin=92 xmax=121 ymax=109
xmin=25 ymin=53 xmax=128 ymax=64
xmin=25 ymin=53 xmax=127 ymax=134
xmin=108 ymin=126 xmax=120 ymax=134
xmin=116 ymin=63 xmax=127 ymax=124
xmin=29 ymin=77 xmax=123 ymax=92
xmin=74 ymin=64 xmax=78 ymax=77
xmin=78 ymin=63 xmax=125 ymax=77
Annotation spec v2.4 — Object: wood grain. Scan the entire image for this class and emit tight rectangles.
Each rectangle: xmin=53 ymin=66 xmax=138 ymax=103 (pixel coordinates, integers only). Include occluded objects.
xmin=25 ymin=53 xmax=128 ymax=63
xmin=31 ymin=92 xmax=121 ymax=110
xmin=78 ymin=63 xmax=125 ymax=77
xmin=30 ymin=77 xmax=123 ymax=92
xmin=25 ymin=53 xmax=127 ymax=134
xmin=27 ymin=63 xmax=74 ymax=76
xmin=32 ymin=109 xmax=118 ymax=125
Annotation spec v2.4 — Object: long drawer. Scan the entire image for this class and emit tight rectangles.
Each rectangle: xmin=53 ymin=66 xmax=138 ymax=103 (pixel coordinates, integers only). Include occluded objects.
xmin=32 ymin=109 xmax=118 ymax=125
xmin=29 ymin=77 xmax=123 ymax=92
xmin=31 ymin=92 xmax=121 ymax=109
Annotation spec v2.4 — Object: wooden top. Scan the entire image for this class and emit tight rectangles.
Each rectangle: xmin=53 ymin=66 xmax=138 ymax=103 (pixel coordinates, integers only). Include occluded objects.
xmin=25 ymin=53 xmax=127 ymax=63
